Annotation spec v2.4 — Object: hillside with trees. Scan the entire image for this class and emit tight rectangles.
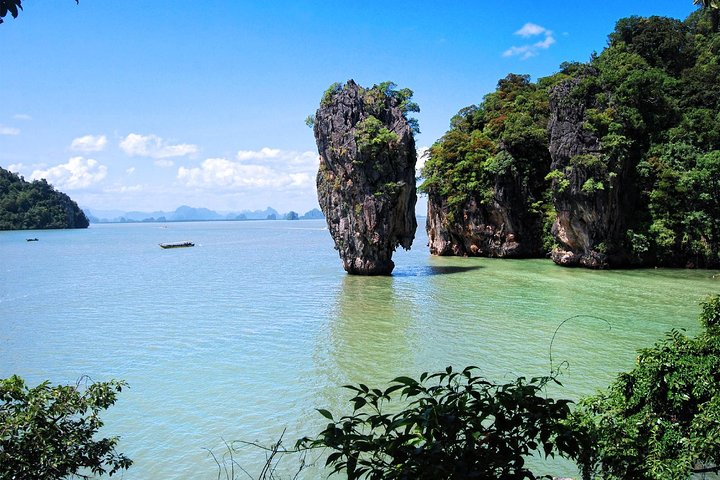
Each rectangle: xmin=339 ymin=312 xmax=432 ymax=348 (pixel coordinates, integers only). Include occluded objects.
xmin=0 ymin=167 xmax=89 ymax=230
xmin=422 ymin=7 xmax=720 ymax=268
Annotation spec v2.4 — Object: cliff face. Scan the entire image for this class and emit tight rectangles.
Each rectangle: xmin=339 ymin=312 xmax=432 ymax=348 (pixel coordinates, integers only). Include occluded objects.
xmin=422 ymin=74 xmax=551 ymax=260
xmin=421 ymin=12 xmax=720 ymax=269
xmin=547 ymin=74 xmax=634 ymax=268
xmin=314 ymin=80 xmax=417 ymax=275
xmin=426 ymin=167 xmax=545 ymax=258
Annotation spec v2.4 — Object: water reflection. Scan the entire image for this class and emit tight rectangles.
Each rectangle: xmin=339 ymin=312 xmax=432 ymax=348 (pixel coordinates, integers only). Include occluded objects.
xmin=319 ymin=275 xmax=419 ymax=388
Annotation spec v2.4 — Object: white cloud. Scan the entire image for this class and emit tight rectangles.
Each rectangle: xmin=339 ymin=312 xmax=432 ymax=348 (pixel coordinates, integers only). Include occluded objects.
xmin=515 ymin=22 xmax=546 ymax=37
xmin=119 ymin=133 xmax=198 ymax=159
xmin=71 ymin=134 xmax=107 ymax=152
xmin=13 ymin=114 xmax=32 ymax=121
xmin=7 ymin=163 xmax=25 ymax=174
xmin=0 ymin=125 xmax=20 ymax=136
xmin=503 ymin=22 xmax=556 ymax=60
xmin=177 ymin=149 xmax=318 ymax=191
xmin=126 ymin=167 xmax=136 ymax=175
xmin=30 ymin=157 xmax=108 ymax=190
xmin=154 ymin=159 xmax=175 ymax=168
xmin=237 ymin=147 xmax=281 ymax=161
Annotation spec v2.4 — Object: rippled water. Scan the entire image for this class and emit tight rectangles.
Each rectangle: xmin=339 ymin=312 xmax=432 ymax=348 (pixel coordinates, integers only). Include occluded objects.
xmin=1 ymin=220 xmax=718 ymax=478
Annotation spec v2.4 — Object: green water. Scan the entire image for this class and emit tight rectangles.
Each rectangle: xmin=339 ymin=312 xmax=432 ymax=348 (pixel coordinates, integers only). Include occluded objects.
xmin=1 ymin=220 xmax=718 ymax=478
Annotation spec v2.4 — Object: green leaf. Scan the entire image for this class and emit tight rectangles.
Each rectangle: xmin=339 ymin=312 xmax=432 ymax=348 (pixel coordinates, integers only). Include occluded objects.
xmin=316 ymin=408 xmax=334 ymax=421
xmin=391 ymin=376 xmax=418 ymax=386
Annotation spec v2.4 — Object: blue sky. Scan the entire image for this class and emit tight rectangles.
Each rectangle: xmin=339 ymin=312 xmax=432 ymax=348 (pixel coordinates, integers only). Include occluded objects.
xmin=1 ymin=1 xmax=697 ymax=214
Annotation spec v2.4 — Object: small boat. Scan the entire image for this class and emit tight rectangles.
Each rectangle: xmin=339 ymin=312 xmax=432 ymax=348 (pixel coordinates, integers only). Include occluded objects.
xmin=159 ymin=241 xmax=194 ymax=249
xmin=26 ymin=238 xmax=39 ymax=242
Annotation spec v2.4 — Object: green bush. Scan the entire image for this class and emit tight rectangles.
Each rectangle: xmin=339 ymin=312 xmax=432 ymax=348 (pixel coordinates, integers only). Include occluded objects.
xmin=0 ymin=375 xmax=131 ymax=479
xmin=570 ymin=295 xmax=720 ymax=479
xmin=298 ymin=367 xmax=581 ymax=479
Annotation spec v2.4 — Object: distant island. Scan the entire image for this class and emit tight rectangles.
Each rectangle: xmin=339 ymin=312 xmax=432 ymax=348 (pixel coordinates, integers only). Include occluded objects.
xmin=83 ymin=205 xmax=324 ymax=224
xmin=0 ymin=167 xmax=89 ymax=230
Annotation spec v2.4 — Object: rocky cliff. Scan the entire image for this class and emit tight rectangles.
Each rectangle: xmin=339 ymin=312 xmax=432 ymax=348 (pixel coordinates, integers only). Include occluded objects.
xmin=421 ymin=11 xmax=720 ymax=269
xmin=547 ymin=73 xmax=638 ymax=268
xmin=422 ymin=74 xmax=551 ymax=259
xmin=314 ymin=80 xmax=418 ymax=275
xmin=425 ymin=166 xmax=546 ymax=258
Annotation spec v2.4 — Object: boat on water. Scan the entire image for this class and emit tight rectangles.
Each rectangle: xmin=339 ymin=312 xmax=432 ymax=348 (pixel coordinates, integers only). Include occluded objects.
xmin=159 ymin=241 xmax=195 ymax=249
xmin=26 ymin=238 xmax=39 ymax=242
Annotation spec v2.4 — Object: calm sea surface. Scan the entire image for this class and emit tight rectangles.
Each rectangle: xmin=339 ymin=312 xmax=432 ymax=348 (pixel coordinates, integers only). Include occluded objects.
xmin=1 ymin=220 xmax=718 ymax=478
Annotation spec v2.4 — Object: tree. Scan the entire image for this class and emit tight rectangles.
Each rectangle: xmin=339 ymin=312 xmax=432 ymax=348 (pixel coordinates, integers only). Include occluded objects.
xmin=298 ymin=367 xmax=582 ymax=479
xmin=0 ymin=375 xmax=132 ymax=479
xmin=694 ymin=0 xmax=720 ymax=31
xmin=570 ymin=295 xmax=720 ymax=479
xmin=0 ymin=167 xmax=89 ymax=230
xmin=0 ymin=0 xmax=22 ymax=24
xmin=0 ymin=0 xmax=78 ymax=24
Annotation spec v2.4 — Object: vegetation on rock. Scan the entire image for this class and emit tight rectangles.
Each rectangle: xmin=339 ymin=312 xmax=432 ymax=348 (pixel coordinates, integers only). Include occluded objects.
xmin=313 ymin=80 xmax=418 ymax=275
xmin=422 ymin=7 xmax=720 ymax=268
xmin=0 ymin=167 xmax=89 ymax=230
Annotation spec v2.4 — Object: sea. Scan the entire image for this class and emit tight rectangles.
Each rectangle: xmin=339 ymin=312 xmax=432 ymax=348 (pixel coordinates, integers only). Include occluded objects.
xmin=1 ymin=219 xmax=718 ymax=479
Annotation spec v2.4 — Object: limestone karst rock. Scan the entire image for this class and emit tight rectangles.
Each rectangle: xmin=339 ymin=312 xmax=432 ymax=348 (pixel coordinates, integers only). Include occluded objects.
xmin=422 ymin=74 xmax=550 ymax=259
xmin=425 ymin=149 xmax=548 ymax=259
xmin=313 ymin=80 xmax=418 ymax=275
xmin=547 ymin=72 xmax=636 ymax=268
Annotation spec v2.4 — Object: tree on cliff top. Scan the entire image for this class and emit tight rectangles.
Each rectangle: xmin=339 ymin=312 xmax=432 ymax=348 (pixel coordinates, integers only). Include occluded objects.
xmin=694 ymin=0 xmax=720 ymax=31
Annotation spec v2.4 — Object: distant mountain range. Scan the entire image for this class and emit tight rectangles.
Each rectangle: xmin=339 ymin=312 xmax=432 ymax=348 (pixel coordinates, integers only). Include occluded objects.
xmin=83 ymin=205 xmax=324 ymax=223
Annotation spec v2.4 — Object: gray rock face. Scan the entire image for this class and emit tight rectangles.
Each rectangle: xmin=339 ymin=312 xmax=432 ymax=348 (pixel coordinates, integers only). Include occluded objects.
xmin=314 ymin=80 xmax=417 ymax=275
xmin=548 ymin=74 xmax=632 ymax=268
xmin=425 ymin=169 xmax=545 ymax=258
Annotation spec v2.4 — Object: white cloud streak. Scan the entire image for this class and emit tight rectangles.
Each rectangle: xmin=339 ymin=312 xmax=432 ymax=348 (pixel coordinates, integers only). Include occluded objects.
xmin=119 ymin=133 xmax=198 ymax=159
xmin=30 ymin=157 xmax=108 ymax=190
xmin=0 ymin=125 xmax=20 ymax=136
xmin=503 ymin=22 xmax=556 ymax=60
xmin=71 ymin=134 xmax=107 ymax=152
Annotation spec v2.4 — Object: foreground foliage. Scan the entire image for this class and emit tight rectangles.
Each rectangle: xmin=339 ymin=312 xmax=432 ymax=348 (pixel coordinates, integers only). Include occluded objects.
xmin=0 ymin=376 xmax=131 ymax=479
xmin=0 ymin=167 xmax=89 ymax=230
xmin=299 ymin=368 xmax=581 ymax=479
xmin=571 ymin=295 xmax=720 ymax=479
xmin=295 ymin=295 xmax=720 ymax=480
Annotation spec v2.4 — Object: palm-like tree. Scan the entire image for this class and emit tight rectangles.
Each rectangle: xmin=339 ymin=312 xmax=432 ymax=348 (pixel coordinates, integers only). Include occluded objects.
xmin=0 ymin=0 xmax=22 ymax=25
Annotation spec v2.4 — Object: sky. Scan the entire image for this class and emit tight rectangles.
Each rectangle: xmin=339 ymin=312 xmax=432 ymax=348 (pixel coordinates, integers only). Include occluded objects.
xmin=0 ymin=1 xmax=698 ymax=215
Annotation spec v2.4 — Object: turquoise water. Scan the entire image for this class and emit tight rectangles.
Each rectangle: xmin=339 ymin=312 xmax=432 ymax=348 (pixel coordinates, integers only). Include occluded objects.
xmin=1 ymin=220 xmax=718 ymax=479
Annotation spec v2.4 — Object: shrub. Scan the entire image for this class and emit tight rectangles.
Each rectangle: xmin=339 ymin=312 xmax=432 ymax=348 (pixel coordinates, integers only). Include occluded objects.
xmin=0 ymin=375 xmax=131 ymax=479
xmin=298 ymin=367 xmax=581 ymax=479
